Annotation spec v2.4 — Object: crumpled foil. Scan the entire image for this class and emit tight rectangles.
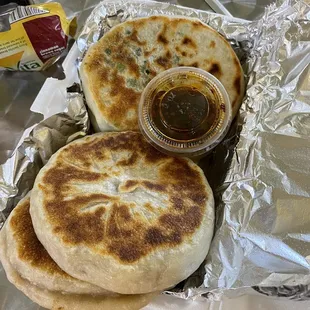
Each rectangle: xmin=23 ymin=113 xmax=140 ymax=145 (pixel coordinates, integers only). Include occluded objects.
xmin=0 ymin=0 xmax=310 ymax=306
xmin=0 ymin=85 xmax=89 ymax=225
xmin=202 ymin=0 xmax=310 ymax=297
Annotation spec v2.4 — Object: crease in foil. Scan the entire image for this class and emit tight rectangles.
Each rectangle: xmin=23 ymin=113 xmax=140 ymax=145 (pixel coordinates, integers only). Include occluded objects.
xmin=0 ymin=87 xmax=89 ymax=226
xmin=1 ymin=0 xmax=310 ymax=306
xmin=202 ymin=0 xmax=310 ymax=300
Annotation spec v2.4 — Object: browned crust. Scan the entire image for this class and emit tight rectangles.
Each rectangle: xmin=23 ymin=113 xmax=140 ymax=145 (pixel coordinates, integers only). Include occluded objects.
xmin=38 ymin=132 xmax=209 ymax=263
xmin=182 ymin=36 xmax=197 ymax=49
xmin=82 ymin=16 xmax=244 ymax=131
xmin=208 ymin=62 xmax=222 ymax=79
xmin=9 ymin=197 xmax=69 ymax=277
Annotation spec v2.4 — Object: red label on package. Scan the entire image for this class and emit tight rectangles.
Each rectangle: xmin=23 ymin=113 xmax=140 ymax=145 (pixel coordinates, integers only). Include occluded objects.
xmin=22 ymin=15 xmax=67 ymax=63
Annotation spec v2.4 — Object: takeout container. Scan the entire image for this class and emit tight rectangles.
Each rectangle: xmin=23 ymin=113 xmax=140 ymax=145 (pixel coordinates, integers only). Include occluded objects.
xmin=139 ymin=67 xmax=232 ymax=157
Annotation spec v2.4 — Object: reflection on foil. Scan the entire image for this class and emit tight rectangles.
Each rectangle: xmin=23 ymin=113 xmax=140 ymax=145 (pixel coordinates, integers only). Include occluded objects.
xmin=253 ymin=285 xmax=310 ymax=301
xmin=0 ymin=87 xmax=89 ymax=224
xmin=0 ymin=0 xmax=310 ymax=308
xmin=202 ymin=0 xmax=310 ymax=299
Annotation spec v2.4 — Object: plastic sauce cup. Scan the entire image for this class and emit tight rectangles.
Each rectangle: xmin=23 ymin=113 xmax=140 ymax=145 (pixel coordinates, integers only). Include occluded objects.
xmin=139 ymin=67 xmax=232 ymax=157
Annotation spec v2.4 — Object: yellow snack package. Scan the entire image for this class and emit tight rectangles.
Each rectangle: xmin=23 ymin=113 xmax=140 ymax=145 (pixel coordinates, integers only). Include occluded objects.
xmin=0 ymin=2 xmax=76 ymax=71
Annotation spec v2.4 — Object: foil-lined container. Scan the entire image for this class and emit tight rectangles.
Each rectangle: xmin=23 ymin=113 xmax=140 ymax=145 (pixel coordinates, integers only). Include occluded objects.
xmin=1 ymin=0 xmax=310 ymax=307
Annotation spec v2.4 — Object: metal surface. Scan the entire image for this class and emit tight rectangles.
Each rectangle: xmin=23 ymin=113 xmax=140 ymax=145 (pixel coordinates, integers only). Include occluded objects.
xmin=220 ymin=0 xmax=268 ymax=20
xmin=204 ymin=0 xmax=233 ymax=16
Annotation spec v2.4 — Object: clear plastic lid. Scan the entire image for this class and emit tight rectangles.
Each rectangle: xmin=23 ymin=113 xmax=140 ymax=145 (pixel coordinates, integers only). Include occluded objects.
xmin=139 ymin=67 xmax=232 ymax=157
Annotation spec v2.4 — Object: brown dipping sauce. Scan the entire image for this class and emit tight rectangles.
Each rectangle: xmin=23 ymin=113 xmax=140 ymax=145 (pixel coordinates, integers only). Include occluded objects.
xmin=139 ymin=67 xmax=230 ymax=156
xmin=151 ymin=85 xmax=218 ymax=141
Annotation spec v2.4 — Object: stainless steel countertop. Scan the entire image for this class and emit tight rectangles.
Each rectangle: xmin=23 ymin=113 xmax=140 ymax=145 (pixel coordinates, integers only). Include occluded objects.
xmin=0 ymin=0 xmax=268 ymax=164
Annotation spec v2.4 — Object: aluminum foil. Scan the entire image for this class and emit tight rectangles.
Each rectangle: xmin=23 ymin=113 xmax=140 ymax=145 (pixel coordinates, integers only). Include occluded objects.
xmin=202 ymin=0 xmax=310 ymax=294
xmin=0 ymin=0 xmax=310 ymax=307
xmin=0 ymin=85 xmax=89 ymax=224
xmin=77 ymin=0 xmax=251 ymax=56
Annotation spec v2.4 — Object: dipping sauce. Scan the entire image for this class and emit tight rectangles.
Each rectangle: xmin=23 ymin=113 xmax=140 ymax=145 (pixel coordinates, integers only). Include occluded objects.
xmin=139 ymin=67 xmax=232 ymax=157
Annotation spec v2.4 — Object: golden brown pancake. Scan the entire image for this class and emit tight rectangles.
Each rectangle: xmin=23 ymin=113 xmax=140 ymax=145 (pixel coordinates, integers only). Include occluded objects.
xmin=0 ymin=195 xmax=157 ymax=309
xmin=5 ymin=194 xmax=110 ymax=295
xmin=80 ymin=16 xmax=245 ymax=132
xmin=30 ymin=132 xmax=214 ymax=294
xmin=0 ymin=230 xmax=155 ymax=310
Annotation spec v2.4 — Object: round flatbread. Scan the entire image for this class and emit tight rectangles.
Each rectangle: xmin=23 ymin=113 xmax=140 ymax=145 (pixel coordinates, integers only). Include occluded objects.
xmin=0 ymin=229 xmax=155 ymax=310
xmin=80 ymin=15 xmax=244 ymax=132
xmin=5 ymin=193 xmax=110 ymax=295
xmin=30 ymin=131 xmax=214 ymax=294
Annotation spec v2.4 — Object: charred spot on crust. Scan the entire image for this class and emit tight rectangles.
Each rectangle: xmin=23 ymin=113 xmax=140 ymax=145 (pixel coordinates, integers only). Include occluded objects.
xmin=159 ymin=205 xmax=202 ymax=234
xmin=182 ymin=37 xmax=197 ymax=49
xmin=122 ymin=180 xmax=139 ymax=190
xmin=155 ymin=48 xmax=172 ymax=69
xmin=157 ymin=24 xmax=168 ymax=45
xmin=98 ymin=67 xmax=108 ymax=83
xmin=158 ymin=34 xmax=168 ymax=45
xmin=190 ymin=62 xmax=198 ymax=67
xmin=232 ymin=74 xmax=242 ymax=108
xmin=189 ymin=193 xmax=206 ymax=205
xmin=109 ymin=243 xmax=143 ymax=263
xmin=149 ymin=16 xmax=161 ymax=21
xmin=43 ymin=166 xmax=101 ymax=188
xmin=127 ymin=29 xmax=146 ymax=46
xmin=232 ymin=57 xmax=243 ymax=107
xmin=145 ymin=227 xmax=182 ymax=246
xmin=156 ymin=56 xmax=170 ymax=68
xmin=171 ymin=196 xmax=184 ymax=210
xmin=145 ymin=227 xmax=168 ymax=245
xmin=208 ymin=62 xmax=222 ymax=78
xmin=144 ymin=145 xmax=168 ymax=163
xmin=118 ymin=204 xmax=132 ymax=221
xmin=162 ymin=158 xmax=202 ymax=184
xmin=234 ymin=75 xmax=241 ymax=93
xmin=54 ymin=226 xmax=61 ymax=233
xmin=85 ymin=57 xmax=102 ymax=72
xmin=9 ymin=198 xmax=69 ymax=277
xmin=144 ymin=48 xmax=156 ymax=57
xmin=142 ymin=181 xmax=166 ymax=192
xmin=209 ymin=41 xmax=216 ymax=48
